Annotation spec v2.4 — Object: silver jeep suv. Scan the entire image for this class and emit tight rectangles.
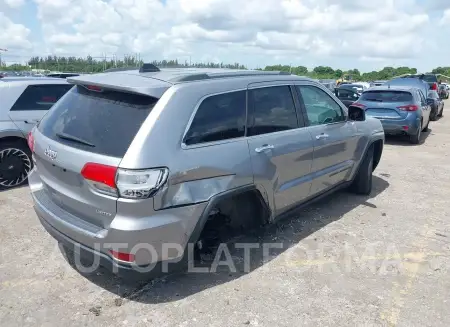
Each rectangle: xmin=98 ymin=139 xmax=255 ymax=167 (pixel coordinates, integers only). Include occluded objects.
xmin=28 ymin=66 xmax=384 ymax=277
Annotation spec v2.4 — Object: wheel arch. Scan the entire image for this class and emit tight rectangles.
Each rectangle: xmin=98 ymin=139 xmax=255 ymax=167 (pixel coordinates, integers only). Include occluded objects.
xmin=186 ymin=185 xmax=271 ymax=246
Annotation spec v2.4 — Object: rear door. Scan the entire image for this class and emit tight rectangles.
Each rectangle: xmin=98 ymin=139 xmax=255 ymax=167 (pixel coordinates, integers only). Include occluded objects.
xmin=418 ymin=89 xmax=430 ymax=126
xmin=8 ymin=84 xmax=73 ymax=136
xmin=34 ymin=85 xmax=158 ymax=229
xmin=295 ymin=84 xmax=360 ymax=195
xmin=246 ymin=83 xmax=314 ymax=217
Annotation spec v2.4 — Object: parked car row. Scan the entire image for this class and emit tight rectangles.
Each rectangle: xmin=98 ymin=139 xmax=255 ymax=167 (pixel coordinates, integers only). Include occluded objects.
xmin=333 ymin=73 xmax=445 ymax=144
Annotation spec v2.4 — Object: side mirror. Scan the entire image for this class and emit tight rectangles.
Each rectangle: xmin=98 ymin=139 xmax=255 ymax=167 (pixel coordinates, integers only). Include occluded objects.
xmin=348 ymin=105 xmax=365 ymax=121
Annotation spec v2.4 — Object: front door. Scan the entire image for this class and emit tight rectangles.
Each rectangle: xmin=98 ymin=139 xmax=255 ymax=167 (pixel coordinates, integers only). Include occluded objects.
xmin=295 ymin=84 xmax=360 ymax=196
xmin=246 ymin=83 xmax=314 ymax=217
xmin=8 ymin=84 xmax=73 ymax=136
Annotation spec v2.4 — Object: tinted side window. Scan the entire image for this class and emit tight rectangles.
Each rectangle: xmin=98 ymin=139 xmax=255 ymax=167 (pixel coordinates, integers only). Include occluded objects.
xmin=297 ymin=85 xmax=345 ymax=126
xmin=11 ymin=84 xmax=73 ymax=111
xmin=184 ymin=91 xmax=246 ymax=145
xmin=247 ymin=86 xmax=298 ymax=136
xmin=418 ymin=90 xmax=426 ymax=103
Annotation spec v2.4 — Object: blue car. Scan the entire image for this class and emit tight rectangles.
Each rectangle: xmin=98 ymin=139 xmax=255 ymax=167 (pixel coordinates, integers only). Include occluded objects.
xmin=352 ymin=86 xmax=431 ymax=144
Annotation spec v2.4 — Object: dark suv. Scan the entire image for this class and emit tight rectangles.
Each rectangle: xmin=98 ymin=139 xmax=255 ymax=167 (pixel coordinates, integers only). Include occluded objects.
xmin=401 ymin=74 xmax=439 ymax=92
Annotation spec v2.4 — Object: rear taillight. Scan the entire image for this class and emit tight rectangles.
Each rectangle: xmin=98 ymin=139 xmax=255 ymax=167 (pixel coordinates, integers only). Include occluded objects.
xmin=397 ymin=105 xmax=419 ymax=111
xmin=27 ymin=130 xmax=35 ymax=153
xmin=116 ymin=168 xmax=168 ymax=199
xmin=81 ymin=163 xmax=168 ymax=199
xmin=431 ymin=83 xmax=437 ymax=90
xmin=81 ymin=163 xmax=118 ymax=196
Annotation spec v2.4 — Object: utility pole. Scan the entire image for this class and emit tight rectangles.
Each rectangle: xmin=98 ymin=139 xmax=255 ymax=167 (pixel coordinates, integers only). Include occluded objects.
xmin=0 ymin=48 xmax=8 ymax=67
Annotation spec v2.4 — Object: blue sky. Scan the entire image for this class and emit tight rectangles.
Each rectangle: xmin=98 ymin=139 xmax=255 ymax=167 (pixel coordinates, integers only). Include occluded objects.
xmin=1 ymin=0 xmax=450 ymax=72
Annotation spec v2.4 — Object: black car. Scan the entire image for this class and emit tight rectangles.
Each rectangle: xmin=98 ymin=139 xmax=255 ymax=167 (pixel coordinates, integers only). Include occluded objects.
xmin=427 ymin=90 xmax=444 ymax=120
xmin=334 ymin=87 xmax=360 ymax=108
xmin=338 ymin=83 xmax=365 ymax=95
xmin=438 ymin=84 xmax=449 ymax=99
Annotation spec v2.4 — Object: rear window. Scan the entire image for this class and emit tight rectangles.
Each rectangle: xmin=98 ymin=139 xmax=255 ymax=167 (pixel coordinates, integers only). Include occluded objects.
xmin=428 ymin=91 xmax=439 ymax=99
xmin=10 ymin=84 xmax=73 ymax=111
xmin=360 ymin=91 xmax=413 ymax=102
xmin=38 ymin=85 xmax=157 ymax=157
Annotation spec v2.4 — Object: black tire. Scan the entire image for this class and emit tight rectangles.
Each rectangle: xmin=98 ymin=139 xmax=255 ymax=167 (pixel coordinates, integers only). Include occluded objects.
xmin=438 ymin=105 xmax=444 ymax=117
xmin=422 ymin=119 xmax=429 ymax=132
xmin=409 ymin=121 xmax=421 ymax=144
xmin=349 ymin=145 xmax=373 ymax=195
xmin=430 ymin=107 xmax=438 ymax=121
xmin=0 ymin=140 xmax=33 ymax=190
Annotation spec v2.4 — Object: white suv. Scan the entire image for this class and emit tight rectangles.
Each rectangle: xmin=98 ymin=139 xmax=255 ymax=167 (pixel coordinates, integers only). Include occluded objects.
xmin=0 ymin=77 xmax=72 ymax=189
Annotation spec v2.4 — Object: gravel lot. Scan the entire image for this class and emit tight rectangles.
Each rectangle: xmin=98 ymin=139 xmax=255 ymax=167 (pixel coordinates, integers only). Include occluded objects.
xmin=1 ymin=101 xmax=450 ymax=327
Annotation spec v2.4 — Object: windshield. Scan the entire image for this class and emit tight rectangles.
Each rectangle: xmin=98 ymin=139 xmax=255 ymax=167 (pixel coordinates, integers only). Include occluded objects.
xmin=38 ymin=85 xmax=158 ymax=157
xmin=360 ymin=90 xmax=413 ymax=102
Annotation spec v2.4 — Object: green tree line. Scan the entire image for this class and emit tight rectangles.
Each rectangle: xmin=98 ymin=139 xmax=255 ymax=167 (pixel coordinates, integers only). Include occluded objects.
xmin=1 ymin=55 xmax=449 ymax=82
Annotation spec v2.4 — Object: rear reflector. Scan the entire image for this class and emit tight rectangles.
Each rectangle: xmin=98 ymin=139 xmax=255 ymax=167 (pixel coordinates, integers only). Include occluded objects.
xmin=27 ymin=130 xmax=35 ymax=153
xmin=397 ymin=105 xmax=418 ymax=111
xmin=110 ymin=250 xmax=135 ymax=262
xmin=81 ymin=163 xmax=117 ymax=189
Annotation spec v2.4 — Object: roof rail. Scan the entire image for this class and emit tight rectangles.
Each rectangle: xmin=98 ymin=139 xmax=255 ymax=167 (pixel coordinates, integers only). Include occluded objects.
xmin=103 ymin=67 xmax=138 ymax=73
xmin=169 ymin=70 xmax=291 ymax=83
xmin=103 ymin=63 xmax=161 ymax=73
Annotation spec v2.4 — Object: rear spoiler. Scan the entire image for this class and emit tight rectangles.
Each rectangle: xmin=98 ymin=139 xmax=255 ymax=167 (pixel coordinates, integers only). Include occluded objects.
xmin=66 ymin=75 xmax=171 ymax=99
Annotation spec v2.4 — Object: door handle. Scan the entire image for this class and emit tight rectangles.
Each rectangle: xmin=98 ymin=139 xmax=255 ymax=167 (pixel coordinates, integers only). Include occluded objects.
xmin=255 ymin=144 xmax=274 ymax=153
xmin=24 ymin=120 xmax=39 ymax=124
xmin=316 ymin=133 xmax=329 ymax=140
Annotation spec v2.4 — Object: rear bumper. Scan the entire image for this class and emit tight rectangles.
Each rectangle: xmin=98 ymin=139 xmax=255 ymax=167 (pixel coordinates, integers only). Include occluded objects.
xmin=29 ymin=168 xmax=208 ymax=276
xmin=369 ymin=115 xmax=420 ymax=135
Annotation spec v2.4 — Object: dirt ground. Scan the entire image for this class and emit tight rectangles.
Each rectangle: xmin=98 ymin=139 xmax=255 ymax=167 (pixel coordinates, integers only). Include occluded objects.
xmin=1 ymin=102 xmax=449 ymax=327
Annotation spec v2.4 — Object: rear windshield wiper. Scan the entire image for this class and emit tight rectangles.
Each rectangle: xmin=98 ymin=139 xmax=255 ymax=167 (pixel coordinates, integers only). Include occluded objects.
xmin=56 ymin=132 xmax=95 ymax=147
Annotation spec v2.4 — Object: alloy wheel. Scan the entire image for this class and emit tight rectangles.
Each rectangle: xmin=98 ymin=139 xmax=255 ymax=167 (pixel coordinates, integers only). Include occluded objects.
xmin=0 ymin=148 xmax=32 ymax=188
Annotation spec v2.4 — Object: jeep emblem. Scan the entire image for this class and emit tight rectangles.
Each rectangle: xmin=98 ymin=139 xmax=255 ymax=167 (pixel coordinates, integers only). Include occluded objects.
xmin=44 ymin=147 xmax=57 ymax=160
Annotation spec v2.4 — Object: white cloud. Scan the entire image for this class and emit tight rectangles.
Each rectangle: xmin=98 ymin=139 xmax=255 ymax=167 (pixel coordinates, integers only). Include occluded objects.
xmin=0 ymin=12 xmax=32 ymax=51
xmin=440 ymin=9 xmax=450 ymax=25
xmin=1 ymin=0 xmax=447 ymax=70
xmin=3 ymin=0 xmax=25 ymax=8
